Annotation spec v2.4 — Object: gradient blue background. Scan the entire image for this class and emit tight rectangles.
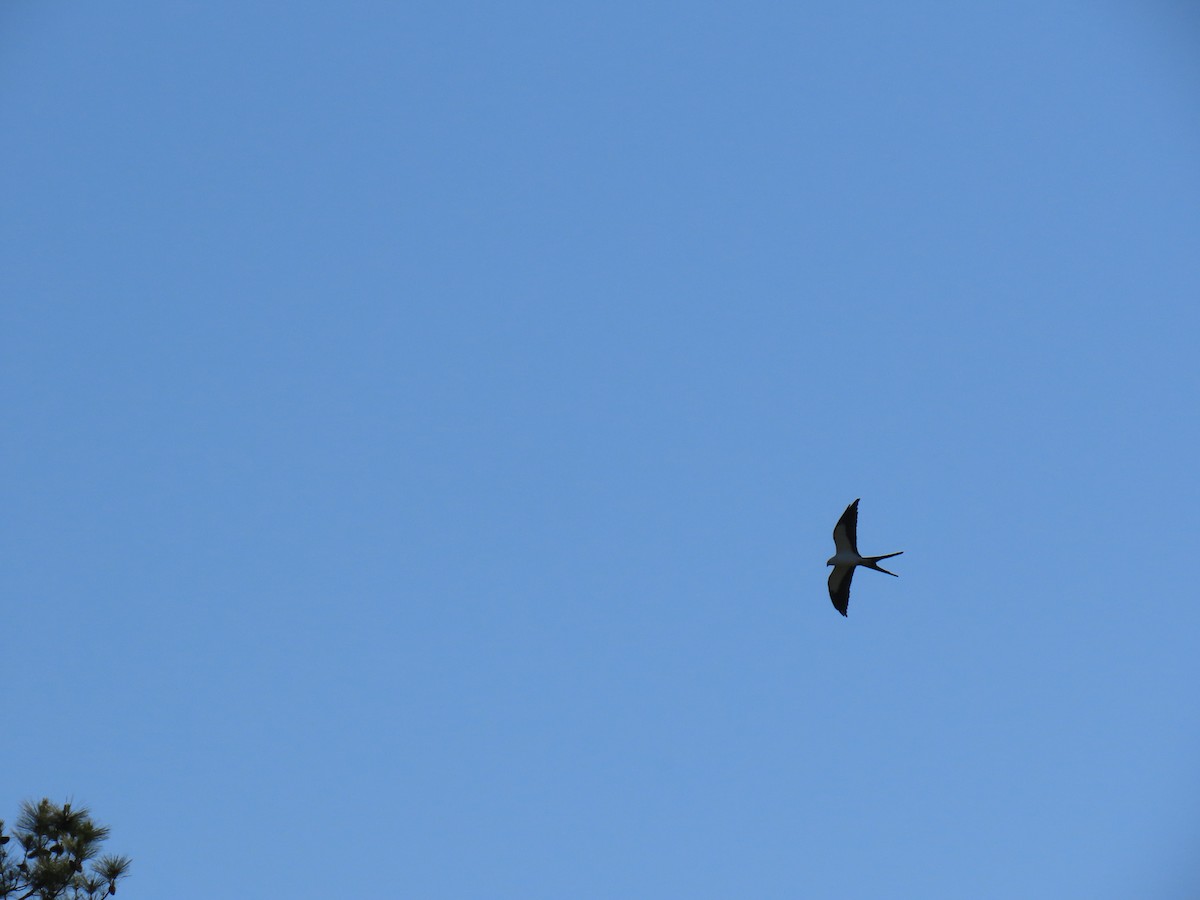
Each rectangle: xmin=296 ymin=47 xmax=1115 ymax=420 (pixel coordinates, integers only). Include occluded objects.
xmin=4 ymin=3 xmax=1200 ymax=897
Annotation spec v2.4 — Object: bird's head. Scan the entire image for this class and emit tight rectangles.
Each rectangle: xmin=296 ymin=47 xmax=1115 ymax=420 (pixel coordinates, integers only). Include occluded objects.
xmin=826 ymin=556 xmax=837 ymax=567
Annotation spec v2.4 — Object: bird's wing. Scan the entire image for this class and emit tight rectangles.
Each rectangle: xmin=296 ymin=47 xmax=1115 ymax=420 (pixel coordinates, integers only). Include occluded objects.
xmin=828 ymin=565 xmax=855 ymax=617
xmin=832 ymin=499 xmax=860 ymax=555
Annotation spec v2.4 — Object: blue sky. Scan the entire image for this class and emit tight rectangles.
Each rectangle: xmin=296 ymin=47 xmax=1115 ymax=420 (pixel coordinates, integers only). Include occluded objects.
xmin=4 ymin=3 xmax=1200 ymax=897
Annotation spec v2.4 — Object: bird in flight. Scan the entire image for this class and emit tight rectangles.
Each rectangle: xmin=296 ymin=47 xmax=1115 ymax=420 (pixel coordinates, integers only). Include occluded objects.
xmin=827 ymin=499 xmax=903 ymax=617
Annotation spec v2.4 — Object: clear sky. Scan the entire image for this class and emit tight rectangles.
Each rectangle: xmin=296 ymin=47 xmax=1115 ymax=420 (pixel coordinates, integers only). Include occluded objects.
xmin=4 ymin=3 xmax=1200 ymax=898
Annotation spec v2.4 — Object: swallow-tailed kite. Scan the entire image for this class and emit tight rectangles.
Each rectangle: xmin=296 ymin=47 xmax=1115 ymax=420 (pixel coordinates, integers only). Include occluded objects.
xmin=827 ymin=499 xmax=903 ymax=617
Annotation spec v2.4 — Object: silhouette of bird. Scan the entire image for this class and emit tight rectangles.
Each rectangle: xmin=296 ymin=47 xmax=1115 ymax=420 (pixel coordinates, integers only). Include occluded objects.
xmin=826 ymin=499 xmax=903 ymax=617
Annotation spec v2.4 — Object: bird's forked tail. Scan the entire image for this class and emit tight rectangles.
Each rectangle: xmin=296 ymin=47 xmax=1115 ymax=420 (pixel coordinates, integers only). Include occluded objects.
xmin=864 ymin=551 xmax=903 ymax=576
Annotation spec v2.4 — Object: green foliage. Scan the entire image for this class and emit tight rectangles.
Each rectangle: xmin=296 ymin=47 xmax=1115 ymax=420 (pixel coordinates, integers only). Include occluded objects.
xmin=0 ymin=800 xmax=130 ymax=900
